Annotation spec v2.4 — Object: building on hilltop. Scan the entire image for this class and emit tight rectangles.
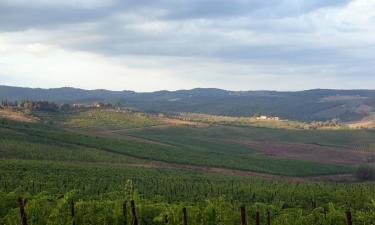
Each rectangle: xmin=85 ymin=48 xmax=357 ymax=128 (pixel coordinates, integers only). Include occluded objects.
xmin=256 ymin=115 xmax=280 ymax=121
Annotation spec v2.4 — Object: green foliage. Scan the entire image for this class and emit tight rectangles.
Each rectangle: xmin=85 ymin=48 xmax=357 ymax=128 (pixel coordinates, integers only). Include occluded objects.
xmin=20 ymin=100 xmax=59 ymax=112
xmin=131 ymin=124 xmax=375 ymax=151
xmin=175 ymin=113 xmax=345 ymax=130
xmin=35 ymin=109 xmax=164 ymax=130
xmin=355 ymin=164 xmax=375 ymax=181
xmin=0 ymin=119 xmax=352 ymax=176
xmin=62 ymin=109 xmax=164 ymax=130
xmin=1 ymin=117 xmax=375 ymax=224
xmin=1 ymin=187 xmax=375 ymax=225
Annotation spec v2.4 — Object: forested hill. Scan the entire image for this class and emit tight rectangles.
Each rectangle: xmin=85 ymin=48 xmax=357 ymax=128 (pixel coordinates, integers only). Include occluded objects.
xmin=1 ymin=85 xmax=375 ymax=122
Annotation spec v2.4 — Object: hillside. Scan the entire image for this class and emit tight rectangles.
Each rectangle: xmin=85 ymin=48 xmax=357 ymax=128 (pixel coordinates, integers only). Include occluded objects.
xmin=1 ymin=109 xmax=375 ymax=224
xmin=1 ymin=85 xmax=375 ymax=122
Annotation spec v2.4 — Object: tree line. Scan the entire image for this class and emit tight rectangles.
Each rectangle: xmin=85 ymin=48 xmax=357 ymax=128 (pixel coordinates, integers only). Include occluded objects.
xmin=0 ymin=100 xmax=115 ymax=112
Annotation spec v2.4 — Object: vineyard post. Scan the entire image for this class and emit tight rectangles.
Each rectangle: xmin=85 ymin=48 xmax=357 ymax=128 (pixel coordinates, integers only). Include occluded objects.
xmin=346 ymin=211 xmax=353 ymax=225
xmin=255 ymin=211 xmax=260 ymax=225
xmin=71 ymin=200 xmax=76 ymax=225
xmin=131 ymin=200 xmax=138 ymax=225
xmin=123 ymin=201 xmax=127 ymax=225
xmin=17 ymin=197 xmax=29 ymax=225
xmin=183 ymin=207 xmax=188 ymax=225
xmin=267 ymin=210 xmax=271 ymax=225
xmin=240 ymin=205 xmax=247 ymax=225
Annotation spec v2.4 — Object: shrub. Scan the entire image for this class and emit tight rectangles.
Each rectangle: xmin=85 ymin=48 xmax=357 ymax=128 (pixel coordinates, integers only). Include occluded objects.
xmin=356 ymin=164 xmax=375 ymax=181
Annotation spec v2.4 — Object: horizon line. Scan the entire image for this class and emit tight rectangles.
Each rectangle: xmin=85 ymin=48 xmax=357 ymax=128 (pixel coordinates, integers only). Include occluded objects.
xmin=1 ymin=84 xmax=375 ymax=93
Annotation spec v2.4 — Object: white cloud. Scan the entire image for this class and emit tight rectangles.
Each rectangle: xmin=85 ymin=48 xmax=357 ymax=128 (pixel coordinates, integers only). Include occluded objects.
xmin=0 ymin=35 xmax=201 ymax=91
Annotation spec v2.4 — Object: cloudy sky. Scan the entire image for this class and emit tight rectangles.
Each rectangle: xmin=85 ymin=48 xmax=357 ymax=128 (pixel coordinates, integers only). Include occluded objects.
xmin=0 ymin=0 xmax=374 ymax=91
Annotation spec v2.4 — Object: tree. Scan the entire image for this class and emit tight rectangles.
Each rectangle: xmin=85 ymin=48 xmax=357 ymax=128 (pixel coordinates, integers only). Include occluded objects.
xmin=21 ymin=99 xmax=34 ymax=109
xmin=60 ymin=104 xmax=71 ymax=111
xmin=34 ymin=101 xmax=58 ymax=112
xmin=355 ymin=164 xmax=375 ymax=181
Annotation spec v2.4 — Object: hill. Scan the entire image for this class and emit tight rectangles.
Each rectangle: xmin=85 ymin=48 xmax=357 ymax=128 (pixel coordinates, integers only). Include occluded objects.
xmin=1 ymin=109 xmax=375 ymax=224
xmin=1 ymin=85 xmax=375 ymax=122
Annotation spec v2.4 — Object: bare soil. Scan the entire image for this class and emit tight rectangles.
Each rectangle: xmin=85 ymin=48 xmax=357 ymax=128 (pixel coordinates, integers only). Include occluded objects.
xmin=0 ymin=109 xmax=38 ymax=123
xmin=347 ymin=113 xmax=375 ymax=128
xmin=235 ymin=141 xmax=375 ymax=165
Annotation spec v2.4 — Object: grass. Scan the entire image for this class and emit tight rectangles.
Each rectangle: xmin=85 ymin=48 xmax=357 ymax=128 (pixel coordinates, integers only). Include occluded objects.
xmin=129 ymin=125 xmax=375 ymax=151
xmin=0 ymin=127 xmax=144 ymax=164
xmin=175 ymin=112 xmax=346 ymax=130
xmin=34 ymin=109 xmax=164 ymax=130
xmin=0 ymin=119 xmax=353 ymax=176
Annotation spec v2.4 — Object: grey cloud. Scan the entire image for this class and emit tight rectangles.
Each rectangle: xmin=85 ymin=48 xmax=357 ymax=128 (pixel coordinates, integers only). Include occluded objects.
xmin=161 ymin=0 xmax=350 ymax=20
xmin=0 ymin=0 xmax=350 ymax=31
xmin=0 ymin=4 xmax=111 ymax=31
xmin=1 ymin=0 xmax=374 ymax=87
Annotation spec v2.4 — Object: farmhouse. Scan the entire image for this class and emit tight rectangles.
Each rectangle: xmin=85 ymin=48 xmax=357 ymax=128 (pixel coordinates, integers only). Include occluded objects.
xmin=256 ymin=115 xmax=280 ymax=121
xmin=93 ymin=102 xmax=105 ymax=108
xmin=72 ymin=103 xmax=85 ymax=109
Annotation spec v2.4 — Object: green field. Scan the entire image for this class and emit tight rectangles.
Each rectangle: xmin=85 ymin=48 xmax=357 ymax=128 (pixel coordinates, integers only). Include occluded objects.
xmin=34 ymin=109 xmax=165 ymax=130
xmin=1 ymin=109 xmax=375 ymax=224
xmin=1 ymin=159 xmax=375 ymax=225
xmin=175 ymin=112 xmax=344 ymax=129
xmin=0 ymin=119 xmax=354 ymax=176
xmin=127 ymin=125 xmax=375 ymax=151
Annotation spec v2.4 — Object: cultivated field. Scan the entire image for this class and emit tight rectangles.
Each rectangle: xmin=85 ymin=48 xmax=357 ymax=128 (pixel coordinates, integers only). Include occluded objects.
xmin=1 ymin=109 xmax=375 ymax=224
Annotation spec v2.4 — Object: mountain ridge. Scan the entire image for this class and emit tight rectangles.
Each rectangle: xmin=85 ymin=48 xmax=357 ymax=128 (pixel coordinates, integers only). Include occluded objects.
xmin=1 ymin=85 xmax=375 ymax=122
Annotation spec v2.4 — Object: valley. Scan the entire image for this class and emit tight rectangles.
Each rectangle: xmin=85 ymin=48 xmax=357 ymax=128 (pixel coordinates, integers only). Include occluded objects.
xmin=1 ymin=101 xmax=375 ymax=224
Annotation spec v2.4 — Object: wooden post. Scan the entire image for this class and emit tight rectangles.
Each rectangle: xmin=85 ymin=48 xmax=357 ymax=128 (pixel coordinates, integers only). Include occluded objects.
xmin=71 ymin=200 xmax=76 ymax=225
xmin=255 ymin=211 xmax=260 ymax=225
xmin=131 ymin=200 xmax=138 ymax=225
xmin=240 ymin=205 xmax=247 ymax=225
xmin=123 ymin=201 xmax=127 ymax=225
xmin=182 ymin=207 xmax=188 ymax=225
xmin=267 ymin=210 xmax=271 ymax=225
xmin=346 ymin=211 xmax=353 ymax=225
xmin=18 ymin=197 xmax=29 ymax=225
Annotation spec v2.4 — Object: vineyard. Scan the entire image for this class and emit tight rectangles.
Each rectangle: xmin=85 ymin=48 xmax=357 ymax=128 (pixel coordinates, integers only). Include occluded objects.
xmin=1 ymin=159 xmax=375 ymax=224
xmin=1 ymin=158 xmax=375 ymax=225
xmin=1 ymin=109 xmax=375 ymax=224
xmin=0 ymin=119 xmax=355 ymax=176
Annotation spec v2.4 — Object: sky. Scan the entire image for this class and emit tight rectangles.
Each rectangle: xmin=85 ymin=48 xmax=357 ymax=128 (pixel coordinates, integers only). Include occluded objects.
xmin=0 ymin=0 xmax=374 ymax=92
